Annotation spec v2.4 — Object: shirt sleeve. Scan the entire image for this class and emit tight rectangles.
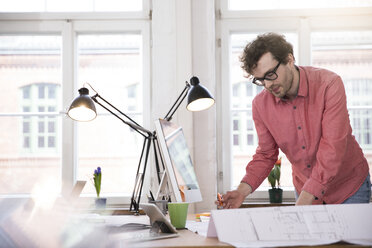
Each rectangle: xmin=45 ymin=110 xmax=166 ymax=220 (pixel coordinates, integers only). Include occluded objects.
xmin=302 ymin=75 xmax=350 ymax=201
xmin=241 ymin=100 xmax=279 ymax=192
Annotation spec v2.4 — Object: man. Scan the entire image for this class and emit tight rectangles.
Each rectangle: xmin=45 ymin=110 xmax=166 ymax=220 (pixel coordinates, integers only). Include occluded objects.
xmin=220 ymin=32 xmax=371 ymax=208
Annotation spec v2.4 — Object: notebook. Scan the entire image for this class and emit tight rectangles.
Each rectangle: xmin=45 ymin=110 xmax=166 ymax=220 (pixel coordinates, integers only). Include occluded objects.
xmin=108 ymin=203 xmax=179 ymax=243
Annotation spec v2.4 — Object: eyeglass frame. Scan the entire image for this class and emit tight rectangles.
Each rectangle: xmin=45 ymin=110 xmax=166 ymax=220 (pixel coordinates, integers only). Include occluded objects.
xmin=251 ymin=61 xmax=281 ymax=86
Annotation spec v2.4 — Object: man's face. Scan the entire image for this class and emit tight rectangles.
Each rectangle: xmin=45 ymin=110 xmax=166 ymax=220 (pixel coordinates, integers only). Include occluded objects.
xmin=252 ymin=52 xmax=295 ymax=99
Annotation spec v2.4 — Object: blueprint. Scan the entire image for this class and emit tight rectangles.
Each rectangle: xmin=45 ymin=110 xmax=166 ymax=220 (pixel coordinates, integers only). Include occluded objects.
xmin=208 ymin=204 xmax=372 ymax=247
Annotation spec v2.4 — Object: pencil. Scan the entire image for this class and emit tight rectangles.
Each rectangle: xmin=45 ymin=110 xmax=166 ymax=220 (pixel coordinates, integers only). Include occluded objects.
xmin=217 ymin=193 xmax=223 ymax=206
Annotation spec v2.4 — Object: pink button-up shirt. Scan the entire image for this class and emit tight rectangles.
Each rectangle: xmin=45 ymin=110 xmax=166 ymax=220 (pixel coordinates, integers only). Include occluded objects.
xmin=241 ymin=66 xmax=369 ymax=204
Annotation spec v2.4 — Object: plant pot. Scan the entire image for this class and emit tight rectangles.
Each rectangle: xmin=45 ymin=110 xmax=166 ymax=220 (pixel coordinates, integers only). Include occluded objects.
xmin=268 ymin=188 xmax=283 ymax=203
xmin=95 ymin=198 xmax=107 ymax=209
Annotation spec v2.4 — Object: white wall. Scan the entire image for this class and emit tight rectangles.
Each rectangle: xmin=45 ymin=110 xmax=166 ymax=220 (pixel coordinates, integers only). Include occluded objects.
xmin=152 ymin=0 xmax=217 ymax=213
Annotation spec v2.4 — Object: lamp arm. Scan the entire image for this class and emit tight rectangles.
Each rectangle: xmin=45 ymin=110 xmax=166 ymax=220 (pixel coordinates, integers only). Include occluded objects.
xmin=92 ymin=94 xmax=152 ymax=136
xmin=164 ymin=82 xmax=190 ymax=121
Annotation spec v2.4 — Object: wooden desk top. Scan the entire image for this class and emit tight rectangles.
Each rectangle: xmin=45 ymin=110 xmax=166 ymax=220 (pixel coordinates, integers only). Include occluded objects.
xmin=106 ymin=208 xmax=370 ymax=248
xmin=130 ymin=229 xmax=233 ymax=248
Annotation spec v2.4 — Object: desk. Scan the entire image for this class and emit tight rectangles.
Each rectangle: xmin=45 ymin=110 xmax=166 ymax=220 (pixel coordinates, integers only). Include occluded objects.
xmin=124 ymin=229 xmax=370 ymax=248
xmin=133 ymin=231 xmax=371 ymax=248
xmin=106 ymin=213 xmax=370 ymax=248
xmin=129 ymin=229 xmax=233 ymax=248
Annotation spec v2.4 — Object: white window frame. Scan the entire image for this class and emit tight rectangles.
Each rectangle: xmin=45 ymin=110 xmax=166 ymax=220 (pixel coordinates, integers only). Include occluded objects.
xmin=217 ymin=1 xmax=372 ymax=201
xmin=0 ymin=10 xmax=151 ymax=205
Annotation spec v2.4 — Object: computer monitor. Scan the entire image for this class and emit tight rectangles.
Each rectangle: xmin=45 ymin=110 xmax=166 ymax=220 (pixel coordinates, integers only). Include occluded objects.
xmin=154 ymin=119 xmax=202 ymax=203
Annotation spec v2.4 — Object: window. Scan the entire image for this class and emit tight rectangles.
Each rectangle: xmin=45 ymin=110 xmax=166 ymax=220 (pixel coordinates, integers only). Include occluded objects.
xmin=228 ymin=33 xmax=298 ymax=191
xmin=125 ymin=83 xmax=140 ymax=113
xmin=0 ymin=35 xmax=62 ymax=194
xmin=21 ymin=83 xmax=60 ymax=152
xmin=0 ymin=0 xmax=142 ymax=12
xmin=76 ymin=34 xmax=144 ymax=196
xmin=0 ymin=5 xmax=150 ymax=203
xmin=228 ymin=0 xmax=372 ymax=10
xmin=311 ymin=31 xmax=372 ymax=150
xmin=218 ymin=1 xmax=372 ymax=199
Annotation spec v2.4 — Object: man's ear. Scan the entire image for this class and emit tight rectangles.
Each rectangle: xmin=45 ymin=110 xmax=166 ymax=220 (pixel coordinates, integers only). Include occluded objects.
xmin=287 ymin=53 xmax=295 ymax=65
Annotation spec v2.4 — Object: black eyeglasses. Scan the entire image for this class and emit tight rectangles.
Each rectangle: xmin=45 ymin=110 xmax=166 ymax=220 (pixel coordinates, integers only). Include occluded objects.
xmin=251 ymin=61 xmax=281 ymax=86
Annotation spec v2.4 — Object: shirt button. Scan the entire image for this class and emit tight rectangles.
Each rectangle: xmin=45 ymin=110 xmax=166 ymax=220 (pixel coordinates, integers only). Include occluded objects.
xmin=298 ymin=126 xmax=301 ymax=130
xmin=321 ymin=190 xmax=325 ymax=195
xmin=293 ymin=106 xmax=297 ymax=109
xmin=302 ymin=146 xmax=305 ymax=149
xmin=307 ymin=164 xmax=311 ymax=168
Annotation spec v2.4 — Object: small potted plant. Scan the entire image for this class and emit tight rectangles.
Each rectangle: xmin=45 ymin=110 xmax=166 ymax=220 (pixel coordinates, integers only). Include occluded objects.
xmin=268 ymin=157 xmax=283 ymax=203
xmin=93 ymin=166 xmax=106 ymax=208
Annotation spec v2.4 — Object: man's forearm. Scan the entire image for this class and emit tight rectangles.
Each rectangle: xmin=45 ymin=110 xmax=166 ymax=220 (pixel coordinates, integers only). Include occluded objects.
xmin=296 ymin=190 xmax=315 ymax=205
xmin=237 ymin=182 xmax=253 ymax=197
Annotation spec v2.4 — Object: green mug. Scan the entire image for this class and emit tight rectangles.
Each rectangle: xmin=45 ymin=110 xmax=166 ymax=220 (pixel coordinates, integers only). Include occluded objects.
xmin=167 ymin=202 xmax=189 ymax=229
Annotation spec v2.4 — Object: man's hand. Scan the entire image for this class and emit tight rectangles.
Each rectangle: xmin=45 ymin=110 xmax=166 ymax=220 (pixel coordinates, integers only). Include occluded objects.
xmin=215 ymin=183 xmax=252 ymax=209
xmin=295 ymin=190 xmax=315 ymax=205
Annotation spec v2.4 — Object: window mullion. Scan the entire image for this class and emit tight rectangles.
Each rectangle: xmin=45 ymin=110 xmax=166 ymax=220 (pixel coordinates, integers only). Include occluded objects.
xmin=61 ymin=20 xmax=76 ymax=197
xmin=298 ymin=18 xmax=311 ymax=66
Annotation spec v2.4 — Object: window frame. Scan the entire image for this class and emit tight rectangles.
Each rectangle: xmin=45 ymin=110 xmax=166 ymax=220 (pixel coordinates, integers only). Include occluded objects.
xmin=217 ymin=1 xmax=372 ymax=201
xmin=0 ymin=11 xmax=151 ymax=205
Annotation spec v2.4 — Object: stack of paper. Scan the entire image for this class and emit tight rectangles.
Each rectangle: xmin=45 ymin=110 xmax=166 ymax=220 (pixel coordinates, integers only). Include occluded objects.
xmin=207 ymin=204 xmax=372 ymax=248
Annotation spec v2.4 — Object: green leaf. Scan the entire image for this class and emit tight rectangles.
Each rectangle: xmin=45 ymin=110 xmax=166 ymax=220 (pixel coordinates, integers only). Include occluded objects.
xmin=268 ymin=170 xmax=276 ymax=188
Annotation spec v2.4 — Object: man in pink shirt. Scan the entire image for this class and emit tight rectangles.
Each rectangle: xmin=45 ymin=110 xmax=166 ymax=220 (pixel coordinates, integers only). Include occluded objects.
xmin=221 ymin=32 xmax=371 ymax=207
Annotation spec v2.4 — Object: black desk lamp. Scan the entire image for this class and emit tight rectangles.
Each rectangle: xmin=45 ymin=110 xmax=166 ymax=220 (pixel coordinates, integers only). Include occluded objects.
xmin=67 ymin=77 xmax=214 ymax=213
xmin=164 ymin=76 xmax=214 ymax=121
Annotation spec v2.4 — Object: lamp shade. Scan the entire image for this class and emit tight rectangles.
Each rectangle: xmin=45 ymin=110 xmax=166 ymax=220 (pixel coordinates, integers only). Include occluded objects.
xmin=186 ymin=77 xmax=215 ymax=111
xmin=67 ymin=87 xmax=97 ymax=121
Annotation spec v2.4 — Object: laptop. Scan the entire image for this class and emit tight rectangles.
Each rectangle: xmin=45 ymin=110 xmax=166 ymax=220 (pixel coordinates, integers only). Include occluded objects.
xmin=68 ymin=180 xmax=87 ymax=201
xmin=108 ymin=203 xmax=179 ymax=243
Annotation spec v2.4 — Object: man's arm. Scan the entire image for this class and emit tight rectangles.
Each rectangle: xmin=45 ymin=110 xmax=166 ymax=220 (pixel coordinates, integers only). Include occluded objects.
xmin=296 ymin=190 xmax=315 ymax=205
xmin=302 ymin=75 xmax=350 ymax=202
xmin=219 ymin=183 xmax=252 ymax=209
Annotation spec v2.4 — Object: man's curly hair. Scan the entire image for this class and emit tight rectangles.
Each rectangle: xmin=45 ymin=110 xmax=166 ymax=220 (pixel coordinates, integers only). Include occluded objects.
xmin=240 ymin=32 xmax=294 ymax=75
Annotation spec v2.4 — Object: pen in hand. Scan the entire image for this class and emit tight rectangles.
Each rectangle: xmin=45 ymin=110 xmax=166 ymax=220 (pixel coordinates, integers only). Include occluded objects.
xmin=217 ymin=193 xmax=223 ymax=209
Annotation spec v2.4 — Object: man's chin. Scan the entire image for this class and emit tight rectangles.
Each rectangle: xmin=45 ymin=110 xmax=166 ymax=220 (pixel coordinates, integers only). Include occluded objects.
xmin=271 ymin=91 xmax=284 ymax=98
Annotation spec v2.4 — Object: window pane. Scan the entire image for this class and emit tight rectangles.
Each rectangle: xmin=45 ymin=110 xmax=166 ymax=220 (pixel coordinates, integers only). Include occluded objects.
xmin=48 ymin=136 xmax=55 ymax=147
xmin=24 ymin=137 xmax=30 ymax=148
xmin=229 ymin=0 xmax=372 ymax=10
xmin=247 ymin=134 xmax=254 ymax=146
xmin=23 ymin=86 xmax=30 ymax=99
xmin=38 ymin=136 xmax=44 ymax=147
xmin=246 ymin=83 xmax=253 ymax=96
xmin=311 ymin=30 xmax=372 ymax=176
xmin=23 ymin=122 xmax=30 ymax=133
xmin=38 ymin=121 xmax=45 ymax=132
xmin=38 ymin=84 xmax=45 ymax=99
xmin=247 ymin=119 xmax=253 ymax=131
xmin=230 ymin=33 xmax=298 ymax=190
xmin=233 ymin=119 xmax=239 ymax=131
xmin=48 ymin=121 xmax=55 ymax=133
xmin=0 ymin=0 xmax=142 ymax=12
xmin=94 ymin=0 xmax=142 ymax=11
xmin=0 ymin=35 xmax=62 ymax=194
xmin=233 ymin=134 xmax=239 ymax=146
xmin=48 ymin=85 xmax=56 ymax=99
xmin=0 ymin=0 xmax=44 ymax=12
xmin=77 ymin=34 xmax=143 ymax=196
